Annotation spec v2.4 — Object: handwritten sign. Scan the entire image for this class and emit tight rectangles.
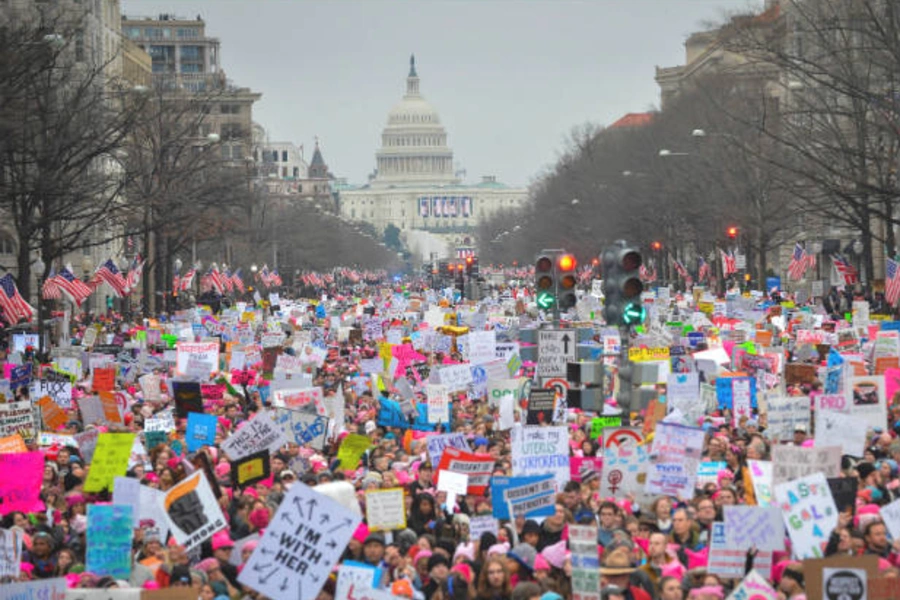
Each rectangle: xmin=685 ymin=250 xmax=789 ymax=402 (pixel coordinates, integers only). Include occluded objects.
xmin=37 ymin=396 xmax=68 ymax=431
xmin=436 ymin=447 xmax=494 ymax=495
xmin=601 ymin=427 xmax=648 ymax=499
xmin=221 ymin=410 xmax=289 ymax=460
xmin=186 ymin=412 xmax=218 ymax=452
xmin=0 ymin=527 xmax=22 ymax=579
xmin=0 ymin=401 xmax=35 ymax=442
xmin=0 ymin=451 xmax=44 ymax=515
xmin=175 ymin=341 xmax=219 ymax=377
xmin=83 ymin=433 xmax=136 ymax=493
xmin=365 ymin=488 xmax=407 ymax=532
xmin=772 ymin=445 xmax=842 ymax=486
xmin=425 ymin=432 xmax=470 ymax=466
xmin=0 ymin=434 xmax=27 ymax=454
xmin=775 ymin=471 xmax=837 ymax=559
xmin=86 ymin=504 xmax=133 ymax=580
xmin=511 ymin=425 xmax=570 ymax=487
xmin=723 ymin=505 xmax=784 ymax=552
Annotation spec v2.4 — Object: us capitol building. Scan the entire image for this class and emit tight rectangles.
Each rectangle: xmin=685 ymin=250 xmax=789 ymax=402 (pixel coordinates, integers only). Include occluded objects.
xmin=337 ymin=56 xmax=528 ymax=261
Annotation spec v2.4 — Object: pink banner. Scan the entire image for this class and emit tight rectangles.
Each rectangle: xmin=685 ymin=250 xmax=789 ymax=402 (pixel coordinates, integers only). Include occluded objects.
xmin=0 ymin=451 xmax=44 ymax=514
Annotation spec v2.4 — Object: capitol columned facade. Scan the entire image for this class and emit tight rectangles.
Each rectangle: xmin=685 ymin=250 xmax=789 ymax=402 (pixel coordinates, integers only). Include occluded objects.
xmin=337 ymin=56 xmax=528 ymax=261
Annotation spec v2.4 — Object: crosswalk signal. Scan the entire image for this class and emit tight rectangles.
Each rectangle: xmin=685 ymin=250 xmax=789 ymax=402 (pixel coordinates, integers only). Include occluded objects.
xmin=602 ymin=241 xmax=645 ymax=327
xmin=535 ymin=254 xmax=555 ymax=310
xmin=557 ymin=254 xmax=577 ymax=309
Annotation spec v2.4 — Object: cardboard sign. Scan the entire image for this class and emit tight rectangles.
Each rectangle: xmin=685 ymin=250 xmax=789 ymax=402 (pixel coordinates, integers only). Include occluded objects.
xmin=221 ymin=410 xmax=290 ymax=460
xmin=0 ymin=434 xmax=27 ymax=454
xmin=238 ymin=482 xmax=361 ymax=600
xmin=232 ymin=450 xmax=271 ymax=489
xmin=92 ymin=367 xmax=115 ymax=392
xmin=86 ymin=504 xmax=133 ymax=580
xmin=37 ymin=395 xmax=68 ymax=432
xmin=175 ymin=341 xmax=219 ymax=377
xmin=0 ymin=527 xmax=22 ymax=579
xmin=425 ymin=432 xmax=470 ymax=466
xmin=526 ymin=388 xmax=557 ymax=425
xmin=0 ymin=401 xmax=35 ymax=442
xmin=365 ymin=488 xmax=407 ymax=532
xmin=161 ymin=471 xmax=226 ymax=551
xmin=83 ymin=433 xmax=136 ymax=493
xmin=601 ymin=427 xmax=648 ymax=499
xmin=803 ymin=556 xmax=878 ymax=600
xmin=774 ymin=471 xmax=838 ymax=559
xmin=772 ymin=445 xmax=842 ymax=486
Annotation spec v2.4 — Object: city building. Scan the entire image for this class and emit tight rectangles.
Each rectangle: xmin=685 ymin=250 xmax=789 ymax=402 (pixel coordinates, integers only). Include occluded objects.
xmin=337 ymin=55 xmax=528 ymax=261
xmin=250 ymin=125 xmax=336 ymax=208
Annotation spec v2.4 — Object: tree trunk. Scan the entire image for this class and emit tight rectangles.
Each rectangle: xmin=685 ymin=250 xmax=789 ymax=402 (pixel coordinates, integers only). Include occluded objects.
xmin=16 ymin=238 xmax=31 ymax=301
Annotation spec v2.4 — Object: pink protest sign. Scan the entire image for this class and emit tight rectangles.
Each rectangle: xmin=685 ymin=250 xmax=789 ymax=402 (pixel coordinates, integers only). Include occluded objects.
xmin=0 ymin=451 xmax=44 ymax=514
xmin=885 ymin=368 xmax=900 ymax=404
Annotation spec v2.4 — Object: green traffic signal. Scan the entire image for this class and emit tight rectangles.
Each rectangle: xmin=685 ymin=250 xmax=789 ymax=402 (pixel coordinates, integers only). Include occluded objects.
xmin=622 ymin=301 xmax=646 ymax=325
xmin=536 ymin=290 xmax=555 ymax=309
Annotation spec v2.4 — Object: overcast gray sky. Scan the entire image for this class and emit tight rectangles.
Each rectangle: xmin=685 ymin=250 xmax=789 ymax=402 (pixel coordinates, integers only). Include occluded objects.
xmin=123 ymin=0 xmax=763 ymax=187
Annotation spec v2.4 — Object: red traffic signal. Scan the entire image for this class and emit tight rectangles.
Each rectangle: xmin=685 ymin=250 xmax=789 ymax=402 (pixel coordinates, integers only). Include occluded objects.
xmin=558 ymin=254 xmax=576 ymax=272
xmin=727 ymin=227 xmax=739 ymax=239
xmin=650 ymin=241 xmax=662 ymax=251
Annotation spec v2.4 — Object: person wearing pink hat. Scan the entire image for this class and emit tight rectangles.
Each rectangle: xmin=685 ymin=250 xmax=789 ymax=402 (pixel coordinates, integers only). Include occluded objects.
xmin=211 ymin=532 xmax=238 ymax=588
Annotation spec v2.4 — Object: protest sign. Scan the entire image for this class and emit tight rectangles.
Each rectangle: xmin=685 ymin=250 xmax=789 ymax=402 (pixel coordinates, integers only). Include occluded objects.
xmin=86 ymin=504 xmax=133 ymax=580
xmin=92 ymin=367 xmax=115 ymax=392
xmin=425 ymin=432 xmax=470 ymax=466
xmin=469 ymin=516 xmax=499 ymax=543
xmin=490 ymin=475 xmax=555 ymax=520
xmin=161 ymin=471 xmax=226 ymax=551
xmin=0 ymin=578 xmax=67 ymax=600
xmin=83 ymin=433 xmax=136 ymax=493
xmin=848 ymin=375 xmax=887 ymax=431
xmin=31 ymin=379 xmax=72 ymax=410
xmin=139 ymin=373 xmax=162 ymax=403
xmin=772 ymin=445 xmax=842 ymax=486
xmin=0 ymin=401 xmax=35 ymax=441
xmin=716 ymin=376 xmax=757 ymax=410
xmin=569 ymin=524 xmax=600 ymax=600
xmin=774 ymin=471 xmax=838 ymax=559
xmin=337 ymin=434 xmax=372 ymax=471
xmin=274 ymin=387 xmax=326 ymax=416
xmin=238 ymin=482 xmax=361 ymax=600
xmin=723 ymin=505 xmax=784 ymax=552
xmin=273 ymin=409 xmax=329 ymax=450
xmin=171 ymin=380 xmax=203 ymax=418
xmin=698 ymin=461 xmax=727 ymax=487
xmin=113 ymin=476 xmax=142 ymax=527
xmin=589 ymin=416 xmax=621 ymax=441
xmin=36 ymin=395 xmax=68 ymax=432
xmin=232 ymin=450 xmax=271 ymax=489
xmin=8 ymin=364 xmax=32 ymax=390
xmin=570 ymin=456 xmax=603 ymax=483
xmin=765 ymin=396 xmax=810 ymax=441
xmin=708 ymin=521 xmax=772 ymax=577
xmin=508 ymin=489 xmax=556 ymax=518
xmin=185 ymin=412 xmax=218 ymax=452
xmin=74 ymin=429 xmax=100 ymax=463
xmin=0 ymin=527 xmax=22 ymax=578
xmin=139 ymin=485 xmax=170 ymax=543
xmin=880 ymin=497 xmax=900 ymax=541
xmin=435 ymin=364 xmax=473 ymax=392
xmin=827 ymin=477 xmax=859 ymax=515
xmin=601 ymin=427 xmax=648 ymax=499
xmin=335 ymin=562 xmax=381 ymax=600
xmin=748 ymin=460 xmax=774 ymax=507
xmin=511 ymin=425 xmax=570 ymax=487
xmin=460 ymin=330 xmax=496 ymax=365
xmin=804 ymin=556 xmax=879 ymax=600
xmin=365 ymin=488 xmax=407 ymax=531
xmin=221 ymin=410 xmax=289 ymax=460
xmin=646 ymin=422 xmax=705 ymax=499
xmin=727 ymin=570 xmax=778 ymax=600
xmin=0 ymin=434 xmax=27 ymax=454
xmin=175 ymin=341 xmax=219 ymax=377
xmin=426 ymin=384 xmax=450 ymax=424
xmin=815 ymin=410 xmax=868 ymax=457
xmin=526 ymin=388 xmax=556 ymax=425
xmin=436 ymin=447 xmax=494 ymax=495
xmin=145 ymin=411 xmax=176 ymax=433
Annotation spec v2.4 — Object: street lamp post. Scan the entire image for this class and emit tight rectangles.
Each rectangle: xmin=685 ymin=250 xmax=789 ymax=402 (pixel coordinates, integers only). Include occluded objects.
xmin=173 ymin=258 xmax=182 ymax=312
xmin=34 ymin=257 xmax=45 ymax=354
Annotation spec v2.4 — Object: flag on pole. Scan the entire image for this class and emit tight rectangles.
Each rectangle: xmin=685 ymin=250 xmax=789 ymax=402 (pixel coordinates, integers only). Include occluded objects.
xmin=180 ymin=268 xmax=196 ymax=292
xmin=42 ymin=268 xmax=61 ymax=301
xmin=270 ymin=269 xmax=283 ymax=287
xmin=787 ymin=242 xmax=809 ymax=281
xmin=54 ymin=268 xmax=93 ymax=306
xmin=720 ymin=249 xmax=737 ymax=276
xmin=124 ymin=254 xmax=145 ymax=293
xmin=673 ymin=259 xmax=692 ymax=284
xmin=639 ymin=263 xmax=656 ymax=282
xmin=231 ymin=268 xmax=245 ymax=293
xmin=698 ymin=257 xmax=710 ymax=282
xmin=831 ymin=254 xmax=859 ymax=285
xmin=0 ymin=274 xmax=34 ymax=324
xmin=91 ymin=259 xmax=128 ymax=297
xmin=886 ymin=258 xmax=900 ymax=306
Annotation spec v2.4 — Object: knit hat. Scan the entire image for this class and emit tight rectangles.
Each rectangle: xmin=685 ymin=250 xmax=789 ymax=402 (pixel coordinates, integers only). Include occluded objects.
xmin=507 ymin=543 xmax=537 ymax=572
xmin=521 ymin=520 xmax=541 ymax=537
xmin=451 ymin=563 xmax=474 ymax=583
xmin=211 ymin=532 xmax=234 ymax=551
xmin=857 ymin=461 xmax=876 ymax=480
xmin=541 ymin=540 xmax=567 ymax=569
xmin=534 ymin=553 xmax=551 ymax=572
xmin=427 ymin=554 xmax=450 ymax=572
xmin=453 ymin=542 xmax=475 ymax=563
xmin=487 ymin=542 xmax=510 ymax=556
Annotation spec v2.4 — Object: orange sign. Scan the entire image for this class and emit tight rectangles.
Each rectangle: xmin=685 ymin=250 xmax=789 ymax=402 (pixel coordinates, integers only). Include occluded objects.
xmin=92 ymin=367 xmax=116 ymax=393
xmin=0 ymin=434 xmax=27 ymax=454
xmin=37 ymin=396 xmax=68 ymax=431
xmin=99 ymin=391 xmax=122 ymax=424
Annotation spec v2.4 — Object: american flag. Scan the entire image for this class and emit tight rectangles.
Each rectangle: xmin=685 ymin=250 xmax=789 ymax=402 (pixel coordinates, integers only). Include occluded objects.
xmin=42 ymin=268 xmax=61 ymax=301
xmin=886 ymin=258 xmax=900 ymax=306
xmin=832 ymin=254 xmax=859 ymax=285
xmin=270 ymin=269 xmax=283 ymax=286
xmin=222 ymin=269 xmax=235 ymax=293
xmin=787 ymin=243 xmax=809 ymax=281
xmin=720 ymin=249 xmax=737 ymax=276
xmin=673 ymin=259 xmax=692 ymax=284
xmin=698 ymin=257 xmax=710 ymax=281
xmin=0 ymin=274 xmax=34 ymax=324
xmin=124 ymin=254 xmax=145 ymax=293
xmin=231 ymin=268 xmax=245 ymax=293
xmin=55 ymin=268 xmax=93 ymax=306
xmin=180 ymin=268 xmax=196 ymax=291
xmin=91 ymin=259 xmax=128 ymax=297
xmin=202 ymin=267 xmax=225 ymax=294
xmin=639 ymin=263 xmax=657 ymax=282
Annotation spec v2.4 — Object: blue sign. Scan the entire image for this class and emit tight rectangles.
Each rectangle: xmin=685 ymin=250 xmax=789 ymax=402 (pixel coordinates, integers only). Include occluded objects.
xmin=715 ymin=376 xmax=757 ymax=409
xmin=186 ymin=412 xmax=217 ymax=452
xmin=490 ymin=475 xmax=555 ymax=520
xmin=86 ymin=504 xmax=133 ymax=580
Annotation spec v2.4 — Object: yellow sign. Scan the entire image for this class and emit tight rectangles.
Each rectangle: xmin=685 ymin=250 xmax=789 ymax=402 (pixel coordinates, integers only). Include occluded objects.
xmin=237 ymin=457 xmax=266 ymax=486
xmin=628 ymin=347 xmax=671 ymax=362
xmin=365 ymin=488 xmax=407 ymax=532
xmin=84 ymin=433 xmax=136 ymax=493
xmin=697 ymin=302 xmax=714 ymax=316
xmin=337 ymin=434 xmax=372 ymax=471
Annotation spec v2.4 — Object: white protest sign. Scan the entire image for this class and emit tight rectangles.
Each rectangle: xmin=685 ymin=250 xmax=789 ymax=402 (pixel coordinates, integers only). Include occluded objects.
xmin=139 ymin=485 xmax=170 ymax=543
xmin=0 ymin=401 xmax=35 ymax=440
xmin=815 ymin=410 xmax=868 ymax=457
xmin=748 ymin=460 xmax=774 ymax=507
xmin=425 ymin=432 xmax=470 ymax=466
xmin=436 ymin=364 xmax=473 ymax=392
xmin=646 ymin=422 xmax=705 ymax=500
xmin=765 ymin=396 xmax=810 ymax=441
xmin=273 ymin=387 xmax=326 ymax=416
xmin=139 ymin=373 xmax=161 ymax=403
xmin=144 ymin=410 xmax=175 ymax=433
xmin=537 ymin=330 xmax=576 ymax=378
xmin=426 ymin=384 xmax=450 ymax=424
xmin=30 ymin=380 xmax=73 ymax=410
xmin=511 ymin=425 xmax=570 ymax=487
xmin=273 ymin=409 xmax=329 ymax=451
xmin=848 ymin=375 xmax=887 ymax=431
xmin=238 ymin=482 xmax=361 ymax=600
xmin=365 ymin=488 xmax=407 ymax=532
xmin=772 ymin=445 xmax=842 ymax=486
xmin=175 ymin=341 xmax=219 ymax=377
xmin=335 ymin=563 xmax=379 ymax=600
xmin=880 ymin=497 xmax=900 ymax=542
xmin=726 ymin=570 xmax=778 ymax=600
xmin=462 ymin=331 xmax=496 ymax=365
xmin=0 ymin=578 xmax=68 ymax=600
xmin=113 ymin=476 xmax=141 ymax=527
xmin=723 ymin=505 xmax=784 ymax=552
xmin=601 ymin=427 xmax=648 ymax=500
xmin=469 ymin=516 xmax=499 ymax=543
xmin=774 ymin=471 xmax=837 ymax=559
xmin=221 ymin=410 xmax=290 ymax=460
xmin=160 ymin=471 xmax=226 ymax=551
xmin=0 ymin=527 xmax=22 ymax=579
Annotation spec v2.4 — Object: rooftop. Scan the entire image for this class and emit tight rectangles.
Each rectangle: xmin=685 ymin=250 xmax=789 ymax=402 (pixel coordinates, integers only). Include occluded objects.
xmin=609 ymin=112 xmax=654 ymax=129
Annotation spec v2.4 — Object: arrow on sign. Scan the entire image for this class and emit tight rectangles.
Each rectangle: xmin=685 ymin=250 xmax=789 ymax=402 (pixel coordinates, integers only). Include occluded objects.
xmin=536 ymin=291 xmax=555 ymax=310
xmin=561 ymin=333 xmax=571 ymax=354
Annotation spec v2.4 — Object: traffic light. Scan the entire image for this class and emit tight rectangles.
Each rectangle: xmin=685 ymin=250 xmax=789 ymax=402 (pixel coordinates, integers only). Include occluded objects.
xmin=601 ymin=241 xmax=645 ymax=327
xmin=465 ymin=256 xmax=474 ymax=275
xmin=727 ymin=226 xmax=739 ymax=240
xmin=470 ymin=256 xmax=479 ymax=278
xmin=557 ymin=253 xmax=577 ymax=309
xmin=534 ymin=254 xmax=555 ymax=310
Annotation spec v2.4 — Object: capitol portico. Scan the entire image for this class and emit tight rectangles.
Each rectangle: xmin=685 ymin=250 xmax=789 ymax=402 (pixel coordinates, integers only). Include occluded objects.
xmin=338 ymin=56 xmax=528 ymax=261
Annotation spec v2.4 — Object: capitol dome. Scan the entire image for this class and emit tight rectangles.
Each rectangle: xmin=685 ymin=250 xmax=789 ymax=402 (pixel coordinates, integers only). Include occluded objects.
xmin=373 ymin=55 xmax=459 ymax=187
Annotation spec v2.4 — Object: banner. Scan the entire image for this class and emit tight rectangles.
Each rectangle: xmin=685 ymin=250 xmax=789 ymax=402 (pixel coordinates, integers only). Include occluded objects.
xmin=646 ymin=422 xmax=704 ymax=499
xmin=601 ymin=427 xmax=648 ymax=499
xmin=570 ymin=524 xmax=600 ymax=600
xmin=511 ymin=425 xmax=570 ymax=487
xmin=83 ymin=433 xmax=136 ymax=493
xmin=490 ymin=475 xmax=554 ymax=520
xmin=365 ymin=488 xmax=406 ymax=532
xmin=238 ymin=482 xmax=361 ymax=600
xmin=220 ymin=410 xmax=290 ymax=460
xmin=436 ymin=447 xmax=494 ymax=495
xmin=774 ymin=471 xmax=838 ymax=559
xmin=86 ymin=504 xmax=133 ymax=580
xmin=161 ymin=471 xmax=226 ymax=551
xmin=425 ymin=432 xmax=470 ymax=466
xmin=0 ymin=401 xmax=35 ymax=442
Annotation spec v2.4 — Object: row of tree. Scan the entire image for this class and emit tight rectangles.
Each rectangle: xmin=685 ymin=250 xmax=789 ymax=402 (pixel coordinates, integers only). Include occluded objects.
xmin=0 ymin=10 xmax=399 ymax=315
xmin=479 ymin=0 xmax=900 ymax=287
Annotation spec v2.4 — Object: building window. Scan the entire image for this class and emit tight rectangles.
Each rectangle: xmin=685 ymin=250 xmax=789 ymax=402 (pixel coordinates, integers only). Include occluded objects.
xmin=177 ymin=28 xmax=199 ymax=38
xmin=220 ymin=123 xmax=244 ymax=140
xmin=293 ymin=167 xmax=299 ymax=178
xmin=0 ymin=234 xmax=14 ymax=255
xmin=282 ymin=167 xmax=288 ymax=178
xmin=219 ymin=104 xmax=240 ymax=115
xmin=282 ymin=151 xmax=288 ymax=162
xmin=75 ymin=30 xmax=85 ymax=62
